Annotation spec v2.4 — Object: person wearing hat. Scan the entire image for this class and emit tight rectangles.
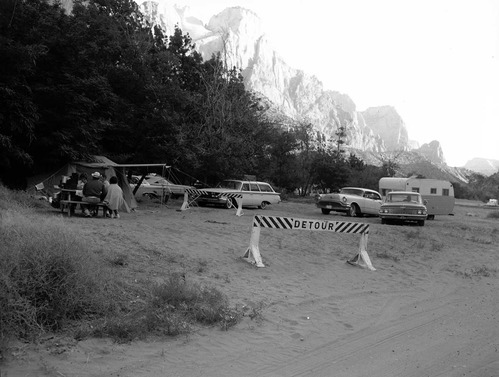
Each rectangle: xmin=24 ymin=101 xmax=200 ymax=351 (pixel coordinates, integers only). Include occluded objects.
xmin=81 ymin=172 xmax=107 ymax=217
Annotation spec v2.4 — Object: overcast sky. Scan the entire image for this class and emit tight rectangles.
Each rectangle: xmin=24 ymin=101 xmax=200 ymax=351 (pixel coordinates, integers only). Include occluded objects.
xmin=153 ymin=0 xmax=499 ymax=167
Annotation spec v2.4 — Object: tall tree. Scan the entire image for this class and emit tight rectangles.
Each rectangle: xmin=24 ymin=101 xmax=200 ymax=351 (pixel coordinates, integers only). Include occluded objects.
xmin=293 ymin=122 xmax=318 ymax=195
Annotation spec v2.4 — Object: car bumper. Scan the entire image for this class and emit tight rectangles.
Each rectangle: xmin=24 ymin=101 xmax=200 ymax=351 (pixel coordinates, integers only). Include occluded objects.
xmin=316 ymin=201 xmax=350 ymax=212
xmin=197 ymin=197 xmax=229 ymax=205
xmin=379 ymin=214 xmax=427 ymax=221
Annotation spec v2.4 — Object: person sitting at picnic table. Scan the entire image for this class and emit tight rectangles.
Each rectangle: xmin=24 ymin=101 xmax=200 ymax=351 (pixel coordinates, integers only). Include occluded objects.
xmin=82 ymin=172 xmax=107 ymax=217
xmin=103 ymin=176 xmax=125 ymax=219
xmin=77 ymin=173 xmax=88 ymax=190
xmin=76 ymin=173 xmax=88 ymax=214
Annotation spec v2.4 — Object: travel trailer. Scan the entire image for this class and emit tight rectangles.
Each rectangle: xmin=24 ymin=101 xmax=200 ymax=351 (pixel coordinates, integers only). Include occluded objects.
xmin=379 ymin=177 xmax=455 ymax=219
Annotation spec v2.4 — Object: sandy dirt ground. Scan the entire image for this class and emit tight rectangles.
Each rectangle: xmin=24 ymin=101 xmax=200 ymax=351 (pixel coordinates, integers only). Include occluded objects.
xmin=2 ymin=197 xmax=498 ymax=377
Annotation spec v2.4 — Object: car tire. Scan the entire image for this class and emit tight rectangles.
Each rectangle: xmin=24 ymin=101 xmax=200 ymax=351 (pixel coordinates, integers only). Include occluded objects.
xmin=348 ymin=204 xmax=361 ymax=217
xmin=259 ymin=201 xmax=268 ymax=210
xmin=143 ymin=193 xmax=157 ymax=199
xmin=427 ymin=215 xmax=435 ymax=220
xmin=321 ymin=208 xmax=331 ymax=215
xmin=418 ymin=220 xmax=425 ymax=226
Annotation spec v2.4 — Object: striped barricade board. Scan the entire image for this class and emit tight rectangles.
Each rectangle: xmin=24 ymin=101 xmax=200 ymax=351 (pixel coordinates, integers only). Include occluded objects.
xmin=181 ymin=188 xmax=243 ymax=216
xmin=244 ymin=215 xmax=375 ymax=270
xmin=252 ymin=215 xmax=369 ymax=234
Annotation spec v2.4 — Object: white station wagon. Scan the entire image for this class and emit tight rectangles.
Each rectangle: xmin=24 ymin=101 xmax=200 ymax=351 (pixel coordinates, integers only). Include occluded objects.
xmin=196 ymin=179 xmax=281 ymax=209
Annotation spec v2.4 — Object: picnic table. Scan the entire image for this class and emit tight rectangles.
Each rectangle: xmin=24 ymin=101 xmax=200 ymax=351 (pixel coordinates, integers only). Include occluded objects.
xmin=59 ymin=189 xmax=107 ymax=217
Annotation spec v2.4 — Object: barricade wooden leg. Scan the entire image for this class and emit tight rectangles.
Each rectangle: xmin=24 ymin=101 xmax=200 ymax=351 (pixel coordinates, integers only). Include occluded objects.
xmin=180 ymin=191 xmax=189 ymax=211
xmin=347 ymin=233 xmax=376 ymax=271
xmin=236 ymin=198 xmax=243 ymax=216
xmin=242 ymin=225 xmax=265 ymax=267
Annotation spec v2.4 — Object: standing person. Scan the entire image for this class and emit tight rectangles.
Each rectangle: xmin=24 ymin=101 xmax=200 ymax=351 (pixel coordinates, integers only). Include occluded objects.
xmin=82 ymin=172 xmax=107 ymax=217
xmin=103 ymin=176 xmax=125 ymax=219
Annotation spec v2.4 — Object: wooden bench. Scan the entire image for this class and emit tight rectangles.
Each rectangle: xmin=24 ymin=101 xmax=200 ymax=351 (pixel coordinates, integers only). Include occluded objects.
xmin=60 ymin=200 xmax=108 ymax=217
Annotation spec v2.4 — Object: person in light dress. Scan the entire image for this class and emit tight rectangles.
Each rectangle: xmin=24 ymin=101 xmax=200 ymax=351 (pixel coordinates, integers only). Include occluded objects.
xmin=103 ymin=176 xmax=125 ymax=218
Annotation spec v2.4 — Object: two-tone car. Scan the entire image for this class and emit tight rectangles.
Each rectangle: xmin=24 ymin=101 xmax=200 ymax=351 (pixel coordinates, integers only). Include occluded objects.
xmin=315 ymin=187 xmax=383 ymax=217
xmin=196 ymin=179 xmax=281 ymax=209
xmin=379 ymin=191 xmax=428 ymax=226
xmin=129 ymin=175 xmax=193 ymax=199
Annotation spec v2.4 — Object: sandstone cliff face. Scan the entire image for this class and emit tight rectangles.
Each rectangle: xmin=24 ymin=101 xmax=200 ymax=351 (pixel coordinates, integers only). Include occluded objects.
xmin=360 ymin=106 xmax=409 ymax=151
xmin=417 ymin=140 xmax=446 ymax=165
xmin=137 ymin=2 xmax=462 ymax=173
xmin=138 ymin=2 xmax=393 ymax=152
xmin=464 ymin=158 xmax=499 ymax=176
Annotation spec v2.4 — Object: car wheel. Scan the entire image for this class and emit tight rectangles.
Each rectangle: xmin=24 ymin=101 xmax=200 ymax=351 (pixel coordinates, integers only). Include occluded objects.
xmin=427 ymin=215 xmax=435 ymax=220
xmin=348 ymin=204 xmax=361 ymax=217
xmin=143 ymin=193 xmax=157 ymax=199
xmin=259 ymin=201 xmax=268 ymax=210
xmin=321 ymin=208 xmax=331 ymax=215
xmin=418 ymin=220 xmax=425 ymax=226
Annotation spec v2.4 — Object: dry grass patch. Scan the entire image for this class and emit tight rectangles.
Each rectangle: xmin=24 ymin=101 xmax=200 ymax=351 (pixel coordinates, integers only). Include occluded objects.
xmin=0 ymin=185 xmax=251 ymax=359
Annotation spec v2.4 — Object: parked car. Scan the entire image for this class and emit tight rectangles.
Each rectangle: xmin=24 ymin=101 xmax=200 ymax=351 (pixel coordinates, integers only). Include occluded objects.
xmin=129 ymin=175 xmax=193 ymax=199
xmin=196 ymin=179 xmax=281 ymax=209
xmin=379 ymin=191 xmax=428 ymax=226
xmin=485 ymin=199 xmax=498 ymax=207
xmin=315 ymin=187 xmax=382 ymax=217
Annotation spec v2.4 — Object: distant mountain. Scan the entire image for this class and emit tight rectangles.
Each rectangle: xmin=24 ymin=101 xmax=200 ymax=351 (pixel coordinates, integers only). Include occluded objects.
xmin=136 ymin=2 xmax=482 ymax=182
xmin=360 ymin=106 xmax=410 ymax=151
xmin=464 ymin=158 xmax=499 ymax=176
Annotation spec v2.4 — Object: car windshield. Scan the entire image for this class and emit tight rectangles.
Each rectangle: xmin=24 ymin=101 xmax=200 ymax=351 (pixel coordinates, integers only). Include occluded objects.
xmin=340 ymin=188 xmax=363 ymax=196
xmin=217 ymin=180 xmax=242 ymax=190
xmin=130 ymin=176 xmax=151 ymax=185
xmin=147 ymin=177 xmax=174 ymax=185
xmin=387 ymin=194 xmax=421 ymax=203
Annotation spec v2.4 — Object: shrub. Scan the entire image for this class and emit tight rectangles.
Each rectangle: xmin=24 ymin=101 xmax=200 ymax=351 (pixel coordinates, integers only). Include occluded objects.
xmin=0 ymin=209 xmax=112 ymax=345
xmin=90 ymin=273 xmax=241 ymax=341
xmin=150 ymin=273 xmax=229 ymax=325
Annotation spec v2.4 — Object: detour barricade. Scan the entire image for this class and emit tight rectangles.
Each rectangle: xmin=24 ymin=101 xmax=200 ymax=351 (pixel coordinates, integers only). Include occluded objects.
xmin=180 ymin=188 xmax=243 ymax=216
xmin=243 ymin=215 xmax=375 ymax=271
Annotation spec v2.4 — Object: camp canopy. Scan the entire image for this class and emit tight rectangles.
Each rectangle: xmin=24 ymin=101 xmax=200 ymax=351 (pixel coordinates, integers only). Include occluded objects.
xmin=34 ymin=156 xmax=138 ymax=211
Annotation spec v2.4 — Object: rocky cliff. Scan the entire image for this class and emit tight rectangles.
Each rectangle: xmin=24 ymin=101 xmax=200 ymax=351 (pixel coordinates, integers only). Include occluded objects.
xmin=138 ymin=3 xmax=392 ymax=151
xmin=464 ymin=158 xmax=499 ymax=176
xmin=138 ymin=2 xmax=456 ymax=173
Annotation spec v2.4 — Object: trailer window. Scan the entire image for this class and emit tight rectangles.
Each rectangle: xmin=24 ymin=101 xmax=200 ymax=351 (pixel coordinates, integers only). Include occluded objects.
xmin=411 ymin=188 xmax=420 ymax=193
xmin=442 ymin=189 xmax=449 ymax=196
xmin=430 ymin=188 xmax=437 ymax=194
